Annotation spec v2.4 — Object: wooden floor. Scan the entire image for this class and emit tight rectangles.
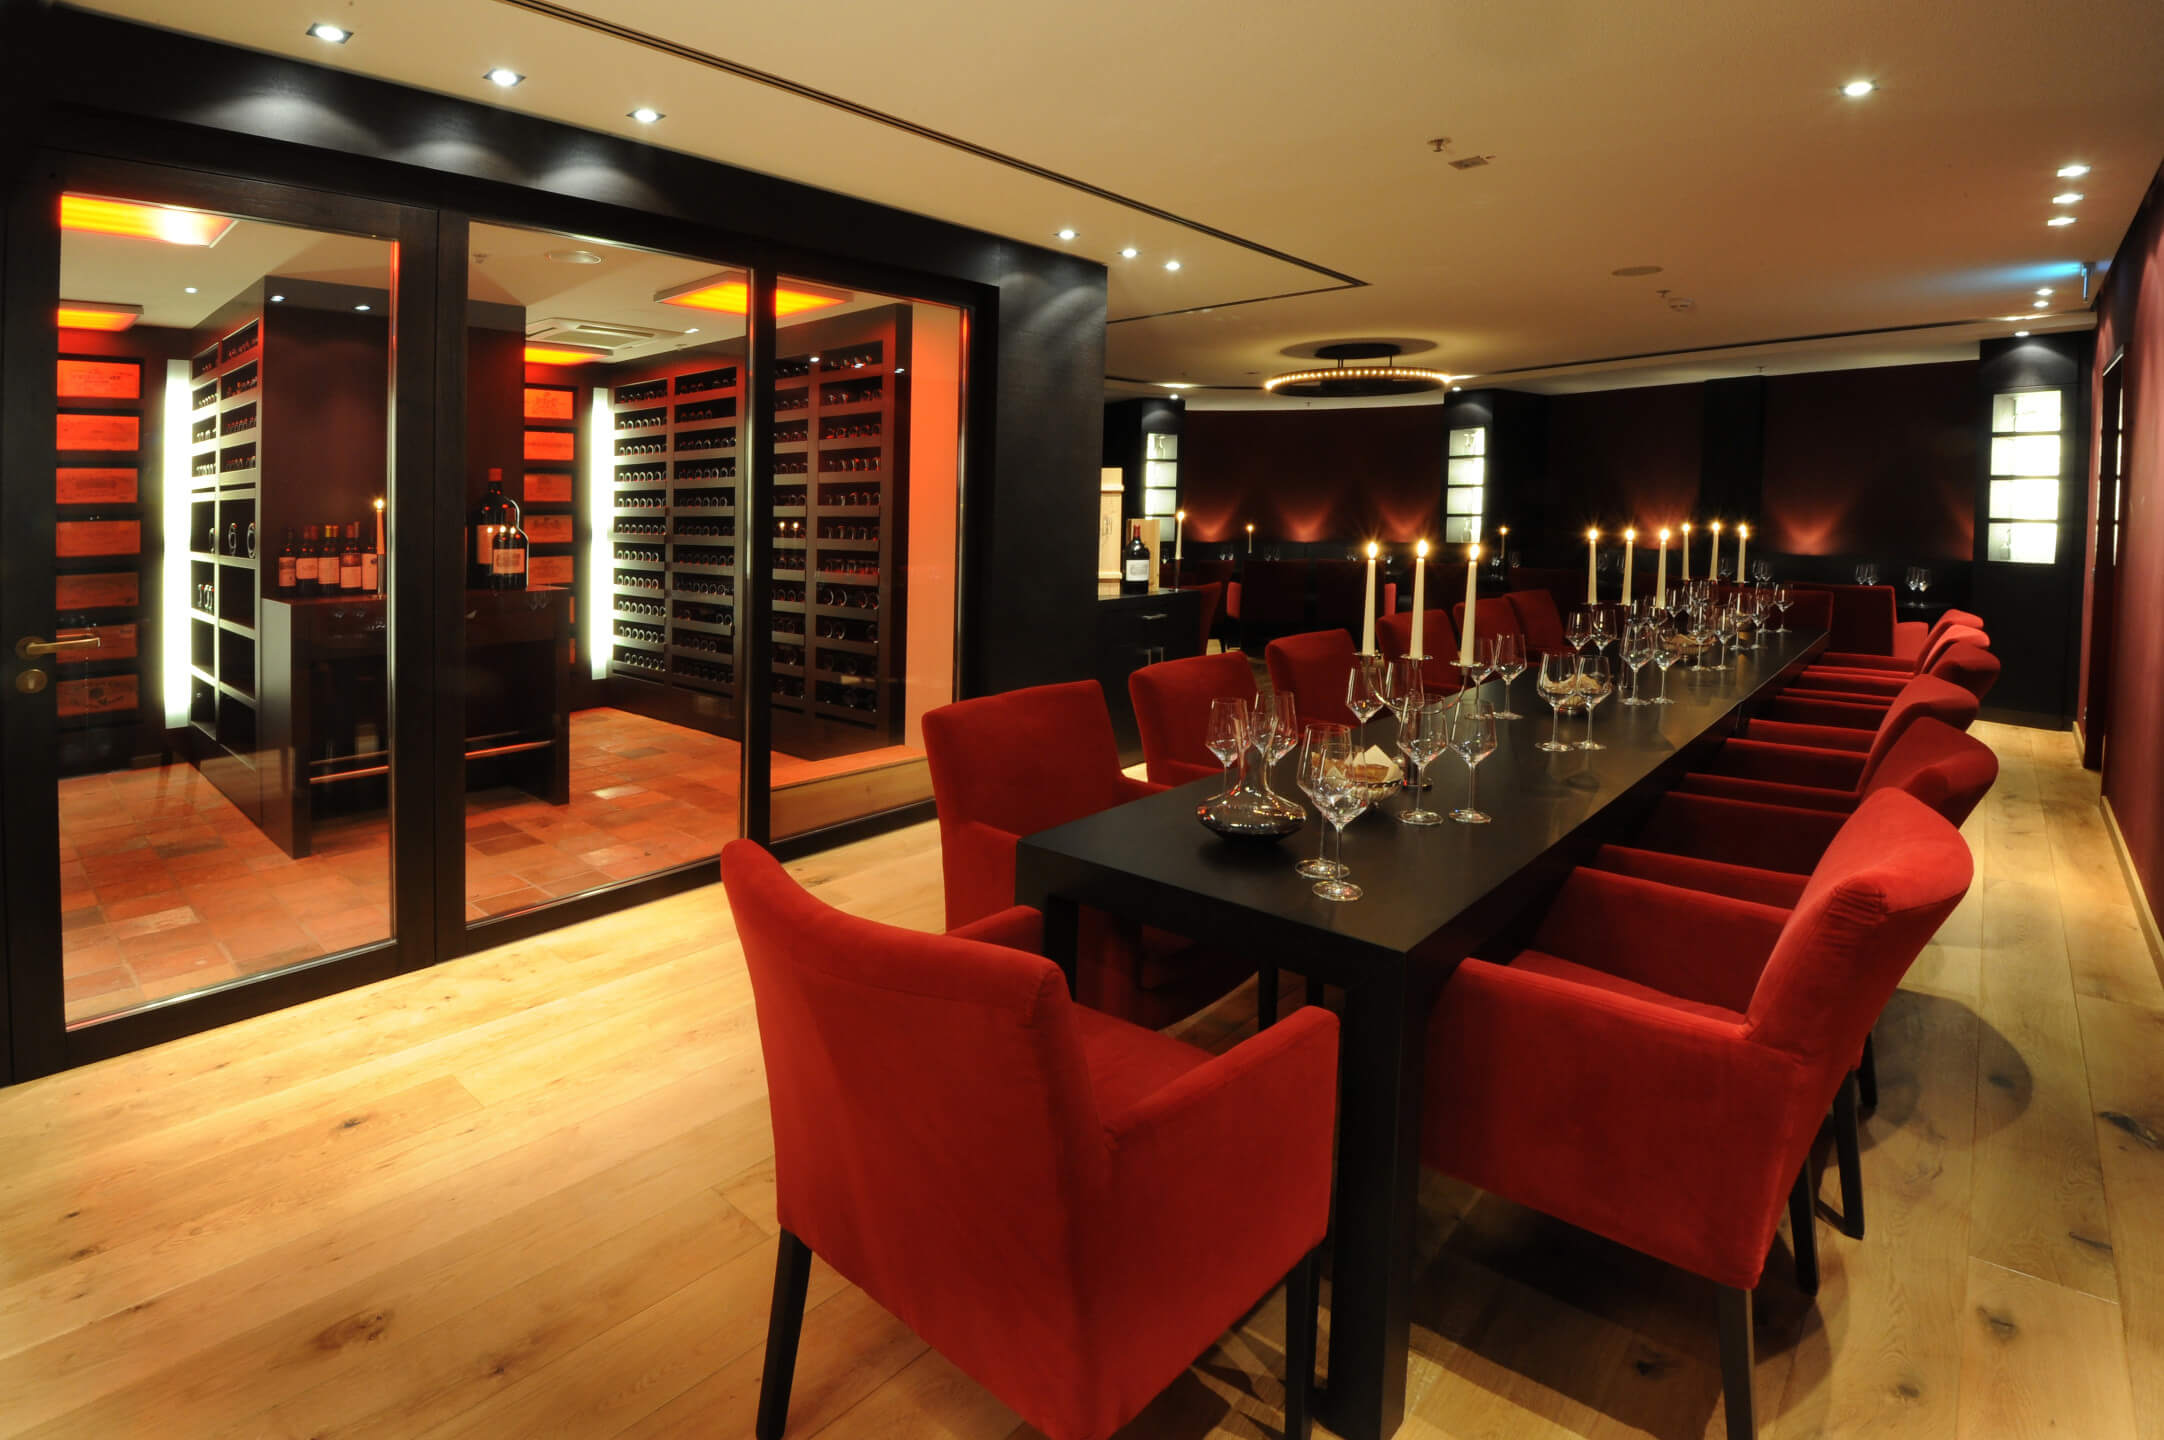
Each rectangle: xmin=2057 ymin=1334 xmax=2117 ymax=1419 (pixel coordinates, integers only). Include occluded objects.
xmin=2 ymin=720 xmax=2159 ymax=1439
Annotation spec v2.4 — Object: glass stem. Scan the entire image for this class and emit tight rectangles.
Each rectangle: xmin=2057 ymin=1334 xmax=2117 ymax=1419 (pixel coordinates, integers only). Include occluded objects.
xmin=1467 ymin=764 xmax=1478 ymax=813
xmin=1550 ymin=706 xmax=1564 ymax=747
xmin=1404 ymin=755 xmax=1420 ymax=811
xmin=1314 ymin=816 xmax=1331 ymax=870
xmin=1586 ymin=705 xmax=1596 ymax=743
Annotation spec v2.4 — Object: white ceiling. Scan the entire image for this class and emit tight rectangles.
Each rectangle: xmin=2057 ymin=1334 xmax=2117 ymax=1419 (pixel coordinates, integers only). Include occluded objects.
xmin=69 ymin=0 xmax=2164 ymax=402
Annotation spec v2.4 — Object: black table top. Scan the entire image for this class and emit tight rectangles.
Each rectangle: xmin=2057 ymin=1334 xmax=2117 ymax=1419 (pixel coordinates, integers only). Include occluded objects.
xmin=1017 ymin=628 xmax=1828 ymax=968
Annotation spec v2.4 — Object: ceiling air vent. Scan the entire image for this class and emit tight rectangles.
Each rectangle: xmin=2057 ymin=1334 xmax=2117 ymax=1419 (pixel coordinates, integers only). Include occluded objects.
xmin=525 ymin=316 xmax=675 ymax=350
xmin=1449 ymin=155 xmax=1493 ymax=170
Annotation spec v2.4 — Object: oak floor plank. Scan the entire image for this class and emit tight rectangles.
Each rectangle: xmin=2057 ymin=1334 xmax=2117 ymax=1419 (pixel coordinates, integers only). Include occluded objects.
xmin=2074 ymin=996 xmax=2164 ymax=1440
xmin=1954 ymin=1259 xmax=2137 ymax=1440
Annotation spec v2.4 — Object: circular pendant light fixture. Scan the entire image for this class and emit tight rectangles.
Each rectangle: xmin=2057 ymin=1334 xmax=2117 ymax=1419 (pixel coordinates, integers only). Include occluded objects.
xmin=1264 ymin=342 xmax=1450 ymax=398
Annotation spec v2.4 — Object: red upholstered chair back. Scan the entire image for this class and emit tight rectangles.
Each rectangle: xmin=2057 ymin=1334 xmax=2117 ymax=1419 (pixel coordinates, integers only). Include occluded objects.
xmin=1130 ymin=650 xmax=1258 ymax=786
xmin=1929 ymin=643 xmax=2000 ymax=703
xmin=1265 ymin=629 xmax=1357 ymax=726
xmin=1780 ymin=588 xmax=1834 ymax=634
xmin=1817 ymin=584 xmax=1898 ymax=654
xmin=923 ymin=680 xmax=1132 ymax=843
xmin=1928 ymin=608 xmax=1985 ymax=647
xmin=1862 ymin=717 xmax=2000 ymax=827
xmin=1918 ymin=624 xmax=1989 ymax=674
xmin=1505 ymin=589 xmax=1572 ymax=656
xmin=1179 ymin=558 xmax=1237 ymax=587
xmin=1182 ymin=580 xmax=1224 ymax=653
xmin=1378 ymin=610 xmax=1463 ymax=691
xmin=1745 ymin=791 xmax=1972 ymax=1071
xmin=720 ymin=841 xmax=1103 ymax=1418
xmin=1856 ymin=675 xmax=1981 ymax=786
xmin=1238 ymin=560 xmax=1308 ymax=628
xmin=1311 ymin=559 xmax=1371 ymax=637
xmin=1453 ymin=595 xmax=1524 ymax=660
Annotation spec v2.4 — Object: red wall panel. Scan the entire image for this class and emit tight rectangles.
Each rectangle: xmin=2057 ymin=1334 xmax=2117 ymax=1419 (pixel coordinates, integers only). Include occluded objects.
xmin=1544 ymin=382 xmax=1702 ymax=530
xmin=1182 ymin=406 xmax=1445 ymax=544
xmin=1761 ymin=362 xmax=1977 ymax=559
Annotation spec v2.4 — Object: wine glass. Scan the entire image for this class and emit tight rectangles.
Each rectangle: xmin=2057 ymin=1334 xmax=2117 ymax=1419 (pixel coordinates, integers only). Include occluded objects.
xmin=1487 ymin=633 xmax=1527 ymax=719
xmin=1294 ymin=721 xmax=1351 ymax=880
xmin=1397 ymin=697 xmax=1451 ymax=826
xmin=1576 ymin=655 xmax=1614 ymax=750
xmin=1590 ymin=605 xmax=1615 ymax=657
xmin=1448 ymin=704 xmax=1498 ymax=824
xmin=1345 ymin=655 xmax=1386 ymax=755
xmin=1536 ymin=652 xmax=1584 ymax=753
xmin=1451 ymin=646 xmax=1494 ymax=703
xmin=1304 ymin=733 xmax=1369 ymax=903
xmin=1250 ymin=691 xmax=1299 ymax=798
xmin=1652 ymin=623 xmax=1684 ymax=704
xmin=1750 ymin=557 xmax=1772 ymax=586
xmin=1620 ymin=620 xmax=1655 ymax=705
xmin=1713 ymin=602 xmax=1741 ymax=670
xmin=1769 ymin=583 xmax=1791 ymax=634
xmin=1205 ymin=698 xmax=1247 ymax=798
xmin=1565 ymin=607 xmax=1594 ymax=654
xmin=1383 ymin=657 xmax=1426 ymax=806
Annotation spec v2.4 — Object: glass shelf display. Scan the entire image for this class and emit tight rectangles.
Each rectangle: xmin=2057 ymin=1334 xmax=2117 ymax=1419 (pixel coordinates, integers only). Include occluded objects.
xmin=1445 ymin=425 xmax=1487 ymax=545
xmin=1985 ymin=387 xmax=2066 ymax=566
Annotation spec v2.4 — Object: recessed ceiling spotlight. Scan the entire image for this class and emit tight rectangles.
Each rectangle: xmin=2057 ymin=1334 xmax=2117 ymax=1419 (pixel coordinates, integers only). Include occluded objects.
xmin=270 ymin=294 xmax=285 ymax=302
xmin=305 ymin=22 xmax=351 ymax=43
xmin=354 ymin=303 xmax=372 ymax=311
xmin=1119 ymin=247 xmax=1139 ymax=259
xmin=2033 ymin=299 xmax=2051 ymax=308
xmin=628 ymin=107 xmax=663 ymax=124
xmin=547 ymin=249 xmax=604 ymax=265
xmin=2057 ymin=163 xmax=2090 ymax=179
xmin=2047 ymin=215 xmax=2076 ymax=227
xmin=485 ymin=67 xmax=524 ymax=88
xmin=1841 ymin=79 xmax=1876 ymax=98
xmin=1055 ymin=228 xmax=1078 ymax=241
xmin=894 ymin=366 xmax=905 ymax=374
xmin=2036 ymin=286 xmax=2054 ymax=296
xmin=1163 ymin=259 xmax=1182 ymax=271
xmin=2014 ymin=330 xmax=2030 ymax=337
xmin=2052 ymin=191 xmax=2084 ymax=205
xmin=182 ymin=286 xmax=197 ymax=294
xmin=1160 ymin=381 xmax=1196 ymax=389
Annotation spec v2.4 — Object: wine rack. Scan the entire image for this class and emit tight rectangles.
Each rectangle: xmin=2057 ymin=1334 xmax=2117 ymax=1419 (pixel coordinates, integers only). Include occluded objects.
xmin=54 ymin=346 xmax=152 ymax=775
xmin=522 ymin=382 xmax=581 ymax=594
xmin=601 ymin=305 xmax=910 ymax=755
xmin=184 ymin=310 xmax=265 ymax=816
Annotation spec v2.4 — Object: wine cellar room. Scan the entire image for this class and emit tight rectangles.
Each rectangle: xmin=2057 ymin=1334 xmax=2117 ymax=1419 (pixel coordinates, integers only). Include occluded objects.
xmin=51 ymin=198 xmax=962 ymax=1027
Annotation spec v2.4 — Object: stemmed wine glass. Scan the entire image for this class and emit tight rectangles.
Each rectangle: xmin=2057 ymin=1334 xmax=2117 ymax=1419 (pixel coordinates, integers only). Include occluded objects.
xmin=1302 ymin=731 xmax=1370 ymax=902
xmin=1713 ymin=602 xmax=1740 ymax=670
xmin=1771 ymin=584 xmax=1792 ymax=634
xmin=1345 ymin=655 xmax=1386 ymax=755
xmin=1205 ymin=698 xmax=1247 ymax=797
xmin=1249 ymin=691 xmax=1299 ymax=799
xmin=1447 ymin=704 xmax=1498 ymax=824
xmin=1536 ymin=652 xmax=1584 ymax=753
xmin=1687 ymin=602 xmax=1717 ymax=672
xmin=1576 ymin=655 xmax=1614 ymax=750
xmin=1488 ymin=633 xmax=1527 ymax=719
xmin=1750 ymin=557 xmax=1773 ymax=586
xmin=1653 ymin=624 xmax=1685 ymax=704
xmin=1565 ymin=607 xmax=1594 ymax=654
xmin=1383 ymin=659 xmax=1438 ymax=825
xmin=1590 ymin=605 xmax=1615 ymax=659
xmin=1294 ymin=721 xmax=1351 ymax=881
xmin=1620 ymin=620 xmax=1656 ymax=705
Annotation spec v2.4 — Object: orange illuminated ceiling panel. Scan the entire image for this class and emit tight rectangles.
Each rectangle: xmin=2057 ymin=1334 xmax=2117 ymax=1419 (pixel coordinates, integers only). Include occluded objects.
xmin=58 ymin=301 xmax=143 ymax=332
xmin=61 ymin=195 xmax=235 ymax=247
xmin=524 ymin=344 xmax=608 ymax=366
xmin=655 ymin=273 xmax=848 ymax=317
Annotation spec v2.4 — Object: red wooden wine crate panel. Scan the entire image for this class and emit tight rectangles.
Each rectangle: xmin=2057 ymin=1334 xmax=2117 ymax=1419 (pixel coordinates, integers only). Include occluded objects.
xmin=56 ymin=572 xmax=139 ymax=610
xmin=529 ymin=555 xmax=575 ymax=587
xmin=526 ymin=471 xmax=574 ymax=503
xmin=58 ymin=623 xmax=137 ymax=663
xmin=56 ymin=358 xmax=141 ymax=401
xmin=57 ymin=412 xmax=140 ymax=452
xmin=56 ymin=674 xmax=138 ymax=719
xmin=523 ymin=430 xmax=575 ymax=461
xmin=524 ymin=387 xmax=575 ymax=421
xmin=56 ymin=520 xmax=141 ymax=558
xmin=526 ymin=514 xmax=574 ymax=545
xmin=57 ymin=467 xmax=139 ymax=505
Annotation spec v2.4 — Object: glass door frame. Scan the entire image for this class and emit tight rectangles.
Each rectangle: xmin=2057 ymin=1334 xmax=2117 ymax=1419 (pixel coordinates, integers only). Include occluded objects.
xmin=1 ymin=151 xmax=447 ymax=1081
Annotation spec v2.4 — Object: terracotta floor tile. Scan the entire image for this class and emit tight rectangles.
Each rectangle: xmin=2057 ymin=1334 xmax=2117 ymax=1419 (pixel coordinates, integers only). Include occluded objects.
xmin=476 ymin=884 xmax=549 ymax=916
xmin=137 ymin=961 xmax=241 ymax=1002
xmin=64 ymin=966 xmax=137 ymax=1002
xmin=109 ymin=904 xmax=204 ymax=941
xmin=127 ymin=942 xmax=230 ymax=984
xmin=103 ymin=890 xmax=193 ymax=923
xmin=218 ymin=920 xmax=314 ymax=964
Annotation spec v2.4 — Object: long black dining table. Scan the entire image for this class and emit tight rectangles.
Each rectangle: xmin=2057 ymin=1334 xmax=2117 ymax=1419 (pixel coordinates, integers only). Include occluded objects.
xmin=1013 ymin=625 xmax=1831 ymax=1440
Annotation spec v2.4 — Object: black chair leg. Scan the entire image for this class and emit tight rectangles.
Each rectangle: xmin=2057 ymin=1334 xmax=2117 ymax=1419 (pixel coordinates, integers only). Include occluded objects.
xmin=757 ymin=1229 xmax=814 ymax=1440
xmin=1788 ymin=1165 xmax=1820 ymax=1296
xmin=1305 ymin=976 xmax=1326 ymax=1008
xmin=1283 ymin=1247 xmax=1319 ymax=1440
xmin=1257 ymin=965 xmax=1280 ymax=1028
xmin=1832 ymin=1072 xmax=1866 ymax=1240
xmin=1857 ymin=1032 xmax=1879 ymax=1112
xmin=1717 ymin=1284 xmax=1756 ymax=1440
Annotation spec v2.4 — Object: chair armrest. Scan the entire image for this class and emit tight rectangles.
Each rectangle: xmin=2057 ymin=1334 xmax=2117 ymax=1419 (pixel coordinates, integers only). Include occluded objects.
xmin=1792 ymin=670 xmax=1905 ymax=697
xmin=1677 ymin=773 xmax=1863 ymax=812
xmin=1893 ymin=621 xmax=1929 ymax=664
xmin=1761 ymin=696 xmax=1890 ymax=730
xmin=1818 ymin=651 xmax=1913 ymax=673
xmin=1746 ymin=718 xmax=1874 ymax=751
xmin=1425 ymin=960 xmax=1808 ymax=1289
xmin=1633 ymin=791 xmax=1850 ymax=874
xmin=1098 ymin=1008 xmax=1340 ymax=1283
xmin=1589 ymin=844 xmax=1810 ymax=909
xmin=1115 ymin=774 xmax=1167 ymax=804
xmin=1703 ymin=739 xmax=1868 ymax=789
xmin=947 ymin=905 xmax=1044 ymax=953
xmin=1531 ymin=868 xmax=1784 ymax=1011
xmin=941 ymin=818 xmax=1022 ymax=929
xmin=1147 ymin=757 xmax=1222 ymax=787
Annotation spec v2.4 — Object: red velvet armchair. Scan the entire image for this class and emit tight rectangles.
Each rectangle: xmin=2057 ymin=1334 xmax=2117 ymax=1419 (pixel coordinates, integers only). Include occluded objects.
xmin=1422 ymin=791 xmax=1972 ymax=1440
xmin=1505 ymin=588 xmax=1572 ymax=656
xmin=722 ymin=841 xmax=1340 ymax=1440
xmin=1264 ymin=629 xmax=1358 ymax=726
xmin=1792 ymin=583 xmax=1899 ymax=655
xmin=1377 ymin=609 xmax=1463 ymax=692
xmin=1451 ymin=595 xmax=1525 ymax=661
xmin=1817 ymin=610 xmax=1984 ymax=671
xmin=923 ymin=680 xmax=1254 ymax=1027
xmin=1685 ymin=676 xmax=1977 ymax=809
xmin=1786 ymin=643 xmax=1999 ymax=706
xmin=1130 ymin=650 xmax=1258 ymax=787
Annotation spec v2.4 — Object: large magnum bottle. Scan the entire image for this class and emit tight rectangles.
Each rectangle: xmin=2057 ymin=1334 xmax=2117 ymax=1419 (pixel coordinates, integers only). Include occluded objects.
xmin=494 ymin=508 xmax=529 ymax=591
xmin=1121 ymin=520 xmax=1151 ymax=596
xmin=470 ymin=468 xmax=519 ymax=589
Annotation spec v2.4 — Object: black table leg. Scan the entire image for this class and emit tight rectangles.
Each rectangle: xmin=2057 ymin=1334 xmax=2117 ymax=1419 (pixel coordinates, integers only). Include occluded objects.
xmin=1040 ymin=895 xmax=1079 ymax=998
xmin=1318 ymin=968 xmax=1429 ymax=1440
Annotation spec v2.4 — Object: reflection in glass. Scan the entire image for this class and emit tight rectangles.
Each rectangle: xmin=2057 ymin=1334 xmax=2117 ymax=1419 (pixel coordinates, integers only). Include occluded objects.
xmin=1989 ymin=434 xmax=2061 ymax=477
xmin=1991 ymin=389 xmax=2063 ymax=434
xmin=1988 ymin=477 xmax=2060 ymax=521
xmin=1448 ymin=426 xmax=1486 ymax=457
xmin=1987 ymin=521 xmax=2058 ymax=565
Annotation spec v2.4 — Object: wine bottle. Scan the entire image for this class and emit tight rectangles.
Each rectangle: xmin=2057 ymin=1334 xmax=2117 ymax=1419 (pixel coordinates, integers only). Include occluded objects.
xmin=296 ymin=525 xmax=320 ymax=596
xmin=470 ymin=468 xmax=518 ymax=589
xmin=277 ymin=528 xmax=298 ymax=594
xmin=1121 ymin=521 xmax=1150 ymax=595
xmin=494 ymin=513 xmax=528 ymax=590
xmin=361 ymin=529 xmax=380 ymax=594
xmin=339 ymin=522 xmax=363 ymax=592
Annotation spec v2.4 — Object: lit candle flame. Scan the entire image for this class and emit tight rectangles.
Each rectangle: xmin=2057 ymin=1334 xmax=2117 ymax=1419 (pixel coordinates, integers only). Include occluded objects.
xmin=1415 ymin=539 xmax=1428 ymax=558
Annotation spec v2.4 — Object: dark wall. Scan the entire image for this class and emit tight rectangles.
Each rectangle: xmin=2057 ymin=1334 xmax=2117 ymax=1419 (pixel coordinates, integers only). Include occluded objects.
xmin=1544 ymin=382 xmax=1702 ymax=530
xmin=1761 ymin=362 xmax=1978 ymax=560
xmin=1183 ymin=405 xmax=1445 ymax=543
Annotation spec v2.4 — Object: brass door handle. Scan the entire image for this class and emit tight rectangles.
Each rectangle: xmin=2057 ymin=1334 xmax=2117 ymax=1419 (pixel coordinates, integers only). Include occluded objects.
xmin=16 ymin=634 xmax=101 ymax=658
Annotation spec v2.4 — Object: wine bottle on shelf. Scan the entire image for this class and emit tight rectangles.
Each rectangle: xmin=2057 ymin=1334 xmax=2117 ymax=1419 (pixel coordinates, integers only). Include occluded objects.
xmin=276 ymin=529 xmax=298 ymax=594
xmin=493 ymin=509 xmax=529 ymax=590
xmin=296 ymin=525 xmax=320 ymax=596
xmin=1121 ymin=521 xmax=1150 ymax=596
xmin=470 ymin=468 xmax=518 ymax=589
xmin=361 ymin=527 xmax=381 ymax=594
xmin=339 ymin=522 xmax=363 ymax=592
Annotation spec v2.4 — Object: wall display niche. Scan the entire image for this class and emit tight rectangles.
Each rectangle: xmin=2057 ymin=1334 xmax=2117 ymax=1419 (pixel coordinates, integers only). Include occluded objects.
xmin=1445 ymin=425 xmax=1487 ymax=544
